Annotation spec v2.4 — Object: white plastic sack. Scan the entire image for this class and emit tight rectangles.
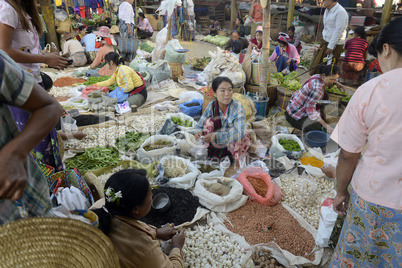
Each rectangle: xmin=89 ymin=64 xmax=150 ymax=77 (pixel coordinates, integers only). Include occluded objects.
xmin=193 ymin=177 xmax=248 ymax=212
xmin=135 ymin=49 xmax=152 ymax=60
xmin=152 ymin=27 xmax=168 ymax=62
xmin=178 ymin=90 xmax=204 ymax=102
xmin=67 ymin=97 xmax=89 ymax=110
xmin=194 ymin=157 xmax=231 ymax=180
xmin=67 ymin=86 xmax=85 ymax=98
xmin=154 ymin=100 xmax=172 ymax=111
xmin=129 ymin=56 xmax=149 ymax=72
xmin=147 ymin=60 xmax=172 ymax=83
xmin=166 ymin=112 xmax=196 ymax=132
xmin=156 ymin=0 xmax=182 ymax=18
xmin=158 ymin=155 xmax=200 ymax=189
xmin=136 ymin=135 xmax=177 ymax=164
xmin=219 ymin=68 xmax=246 ymax=88
xmin=269 ymin=134 xmax=305 ymax=160
xmin=316 ymin=198 xmax=338 ymax=247
xmin=170 ymin=131 xmax=196 ymax=156
xmin=299 ymin=164 xmax=326 ymax=178
xmin=60 ymin=114 xmax=78 ymax=133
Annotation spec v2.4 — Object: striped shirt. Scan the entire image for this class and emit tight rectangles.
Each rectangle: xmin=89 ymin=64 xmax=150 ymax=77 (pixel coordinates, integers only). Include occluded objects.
xmin=343 ymin=38 xmax=369 ymax=64
xmin=0 ymin=50 xmax=52 ymax=225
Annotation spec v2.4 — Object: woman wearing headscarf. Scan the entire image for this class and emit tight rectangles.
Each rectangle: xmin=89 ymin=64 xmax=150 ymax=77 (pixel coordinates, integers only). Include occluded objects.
xmin=269 ymin=33 xmax=300 ymax=73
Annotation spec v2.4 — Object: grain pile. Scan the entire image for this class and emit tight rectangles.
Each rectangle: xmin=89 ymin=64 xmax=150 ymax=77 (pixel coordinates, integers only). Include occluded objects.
xmin=53 ymin=77 xmax=86 ymax=87
xmin=247 ymin=176 xmax=268 ymax=196
xmin=225 ymin=201 xmax=316 ymax=260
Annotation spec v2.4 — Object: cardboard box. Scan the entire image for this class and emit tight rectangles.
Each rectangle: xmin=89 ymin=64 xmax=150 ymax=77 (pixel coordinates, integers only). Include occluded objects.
xmin=145 ymin=14 xmax=163 ymax=31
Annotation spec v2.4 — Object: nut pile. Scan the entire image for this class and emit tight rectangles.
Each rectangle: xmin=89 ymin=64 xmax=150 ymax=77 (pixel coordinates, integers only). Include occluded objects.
xmin=63 ymin=125 xmax=128 ymax=150
xmin=126 ymin=114 xmax=166 ymax=134
xmin=225 ymin=202 xmax=316 ymax=261
xmin=278 ymin=171 xmax=336 ymax=229
xmin=252 ymin=248 xmax=285 ymax=268
xmin=49 ymin=86 xmax=72 ymax=97
xmin=247 ymin=176 xmax=268 ymax=197
xmin=182 ymin=224 xmax=246 ymax=268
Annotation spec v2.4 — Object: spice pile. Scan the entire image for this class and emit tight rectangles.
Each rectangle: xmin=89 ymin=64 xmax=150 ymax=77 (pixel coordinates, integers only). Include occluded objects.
xmin=162 ymin=158 xmax=188 ymax=178
xmin=252 ymin=248 xmax=285 ymax=268
xmin=247 ymin=176 xmax=268 ymax=197
xmin=53 ymin=77 xmax=86 ymax=87
xmin=225 ymin=202 xmax=316 ymax=260
xmin=141 ymin=187 xmax=201 ymax=227
xmin=204 ymin=182 xmax=231 ymax=197
xmin=182 ymin=224 xmax=246 ymax=268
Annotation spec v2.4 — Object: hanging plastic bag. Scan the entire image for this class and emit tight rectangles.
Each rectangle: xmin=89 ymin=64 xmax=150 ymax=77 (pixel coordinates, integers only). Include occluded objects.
xmin=61 ymin=114 xmax=78 ymax=133
xmin=108 ymin=87 xmax=129 ymax=103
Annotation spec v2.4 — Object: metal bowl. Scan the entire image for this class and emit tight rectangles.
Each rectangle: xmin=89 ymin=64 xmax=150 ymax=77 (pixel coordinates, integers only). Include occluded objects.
xmin=151 ymin=193 xmax=171 ymax=213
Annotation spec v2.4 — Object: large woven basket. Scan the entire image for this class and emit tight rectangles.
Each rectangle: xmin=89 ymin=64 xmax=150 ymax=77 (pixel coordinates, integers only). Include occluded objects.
xmin=168 ymin=63 xmax=183 ymax=82
xmin=245 ymin=83 xmax=278 ymax=106
xmin=218 ymin=30 xmax=228 ymax=37
xmin=202 ymin=94 xmax=215 ymax=112
xmin=0 ymin=217 xmax=120 ymax=268
xmin=277 ymin=86 xmax=293 ymax=110
xmin=327 ymin=91 xmax=344 ymax=105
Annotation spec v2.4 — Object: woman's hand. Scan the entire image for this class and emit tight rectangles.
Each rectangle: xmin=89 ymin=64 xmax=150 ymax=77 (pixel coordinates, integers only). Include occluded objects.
xmin=73 ymin=131 xmax=87 ymax=140
xmin=156 ymin=224 xmax=177 ymax=241
xmin=333 ymin=192 xmax=350 ymax=215
xmin=171 ymin=229 xmax=186 ymax=249
xmin=286 ymin=58 xmax=292 ymax=66
xmin=194 ymin=131 xmax=202 ymax=140
xmin=202 ymin=132 xmax=216 ymax=143
xmin=325 ymin=124 xmax=334 ymax=134
xmin=334 ymin=81 xmax=346 ymax=93
xmin=44 ymin=53 xmax=68 ymax=70
xmin=0 ymin=150 xmax=27 ymax=201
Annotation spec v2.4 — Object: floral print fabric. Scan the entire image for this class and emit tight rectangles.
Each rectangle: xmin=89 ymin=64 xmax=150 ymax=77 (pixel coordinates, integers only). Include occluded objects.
xmin=330 ymin=190 xmax=402 ymax=267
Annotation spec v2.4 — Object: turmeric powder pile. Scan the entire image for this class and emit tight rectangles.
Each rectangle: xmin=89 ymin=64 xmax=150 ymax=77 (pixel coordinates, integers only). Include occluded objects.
xmin=300 ymin=156 xmax=324 ymax=168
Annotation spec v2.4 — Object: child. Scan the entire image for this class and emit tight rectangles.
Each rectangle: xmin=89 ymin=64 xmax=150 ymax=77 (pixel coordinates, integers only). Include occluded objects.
xmin=250 ymin=26 xmax=263 ymax=51
xmin=91 ymin=169 xmax=186 ymax=267
xmin=287 ymin=26 xmax=302 ymax=53
xmin=94 ymin=52 xmax=147 ymax=107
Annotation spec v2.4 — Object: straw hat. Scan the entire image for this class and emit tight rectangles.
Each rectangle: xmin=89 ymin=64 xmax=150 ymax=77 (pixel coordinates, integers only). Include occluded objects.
xmin=110 ymin=25 xmax=120 ymax=34
xmin=0 ymin=217 xmax=120 ymax=268
xmin=61 ymin=32 xmax=77 ymax=41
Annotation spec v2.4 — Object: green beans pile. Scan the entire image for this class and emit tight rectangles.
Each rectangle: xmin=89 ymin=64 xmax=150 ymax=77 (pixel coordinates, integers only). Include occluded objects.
xmin=65 ymin=146 xmax=121 ymax=171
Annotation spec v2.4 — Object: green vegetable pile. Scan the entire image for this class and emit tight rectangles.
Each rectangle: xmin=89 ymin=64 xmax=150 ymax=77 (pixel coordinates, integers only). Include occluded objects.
xmin=171 ymin=117 xmax=193 ymax=127
xmin=139 ymin=42 xmax=155 ymax=53
xmin=341 ymin=96 xmax=352 ymax=102
xmin=115 ymin=132 xmax=150 ymax=152
xmin=299 ymin=59 xmax=311 ymax=69
xmin=189 ymin=57 xmax=211 ymax=70
xmin=65 ymin=146 xmax=121 ymax=171
xmin=279 ymin=139 xmax=301 ymax=151
xmin=203 ymin=35 xmax=231 ymax=47
xmin=84 ymin=76 xmax=111 ymax=85
xmin=143 ymin=140 xmax=174 ymax=151
xmin=272 ymin=71 xmax=302 ymax=92
xmin=325 ymin=85 xmax=347 ymax=96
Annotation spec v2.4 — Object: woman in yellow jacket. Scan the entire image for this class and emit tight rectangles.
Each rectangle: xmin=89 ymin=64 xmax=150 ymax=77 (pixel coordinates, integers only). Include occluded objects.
xmin=94 ymin=52 xmax=147 ymax=107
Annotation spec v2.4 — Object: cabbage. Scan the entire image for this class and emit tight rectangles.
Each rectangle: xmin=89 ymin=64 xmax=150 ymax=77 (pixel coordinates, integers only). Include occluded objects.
xmin=220 ymin=40 xmax=226 ymax=46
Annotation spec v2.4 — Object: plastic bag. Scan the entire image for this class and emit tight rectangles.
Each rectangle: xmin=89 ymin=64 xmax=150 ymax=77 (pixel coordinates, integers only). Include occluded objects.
xmin=180 ymin=99 xmax=202 ymax=118
xmin=152 ymin=27 xmax=168 ymax=62
xmin=67 ymin=97 xmax=89 ymax=110
xmin=269 ymin=134 xmax=305 ymax=160
xmin=154 ymin=101 xmax=172 ymax=111
xmin=195 ymin=156 xmax=231 ymax=180
xmin=129 ymin=56 xmax=149 ymax=72
xmin=156 ymin=155 xmax=199 ymax=189
xmin=237 ymin=167 xmax=282 ymax=206
xmin=108 ymin=87 xmax=129 ymax=103
xmin=61 ymin=115 xmax=78 ymax=133
xmin=156 ymin=0 xmax=182 ymax=18
xmin=193 ymin=177 xmax=248 ymax=212
xmin=166 ymin=112 xmax=196 ymax=132
xmin=316 ymin=198 xmax=338 ymax=247
xmin=136 ymin=135 xmax=178 ymax=164
xmin=149 ymin=75 xmax=161 ymax=91
xmin=170 ymin=131 xmax=196 ymax=156
xmin=164 ymin=40 xmax=186 ymax=64
xmin=178 ymin=91 xmax=204 ymax=102
xmin=296 ymin=172 xmax=318 ymax=206
xmin=147 ymin=60 xmax=172 ymax=83
xmin=54 ymin=8 xmax=68 ymax=21
xmin=190 ymin=138 xmax=208 ymax=160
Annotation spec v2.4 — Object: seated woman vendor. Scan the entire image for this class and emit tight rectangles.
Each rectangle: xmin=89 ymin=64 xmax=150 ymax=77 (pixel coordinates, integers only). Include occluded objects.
xmin=194 ymin=77 xmax=252 ymax=162
xmin=92 ymin=169 xmax=185 ymax=267
xmin=285 ymin=65 xmax=345 ymax=134
xmin=269 ymin=33 xmax=300 ymax=74
xmin=94 ymin=52 xmax=147 ymax=107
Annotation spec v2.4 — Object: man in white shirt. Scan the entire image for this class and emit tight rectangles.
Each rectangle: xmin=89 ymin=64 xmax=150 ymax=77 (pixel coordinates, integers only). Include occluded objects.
xmin=310 ymin=0 xmax=348 ymax=74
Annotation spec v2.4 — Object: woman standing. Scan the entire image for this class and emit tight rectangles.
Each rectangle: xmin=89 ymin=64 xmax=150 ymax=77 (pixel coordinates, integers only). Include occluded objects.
xmin=330 ymin=17 xmax=402 ymax=267
xmin=62 ymin=32 xmax=87 ymax=67
xmin=94 ymin=52 xmax=147 ymax=107
xmin=269 ymin=33 xmax=300 ymax=73
xmin=340 ymin=26 xmax=369 ymax=86
xmin=92 ymin=169 xmax=185 ymax=267
xmin=285 ymin=65 xmax=345 ymax=133
xmin=137 ymin=13 xmax=153 ymax=39
xmin=194 ymin=77 xmax=252 ymax=163
xmin=0 ymin=0 xmax=67 ymax=171
xmin=118 ymin=0 xmax=135 ymax=61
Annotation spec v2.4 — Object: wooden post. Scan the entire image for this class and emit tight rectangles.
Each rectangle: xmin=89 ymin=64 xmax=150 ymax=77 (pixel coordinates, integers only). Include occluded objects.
xmin=259 ymin=0 xmax=271 ymax=96
xmin=166 ymin=16 xmax=173 ymax=44
xmin=287 ymin=0 xmax=296 ymax=28
xmin=231 ymin=0 xmax=237 ymax=29
xmin=380 ymin=0 xmax=393 ymax=28
xmin=39 ymin=0 xmax=60 ymax=50
xmin=134 ymin=0 xmax=138 ymax=37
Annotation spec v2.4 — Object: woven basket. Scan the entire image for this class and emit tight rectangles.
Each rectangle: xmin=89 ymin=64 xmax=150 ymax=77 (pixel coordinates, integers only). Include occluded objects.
xmin=245 ymin=83 xmax=278 ymax=106
xmin=83 ymin=172 xmax=104 ymax=201
xmin=202 ymin=94 xmax=215 ymax=112
xmin=327 ymin=92 xmax=344 ymax=105
xmin=218 ymin=30 xmax=228 ymax=37
xmin=0 ymin=218 xmax=120 ymax=268
xmin=277 ymin=86 xmax=293 ymax=110
xmin=169 ymin=63 xmax=183 ymax=82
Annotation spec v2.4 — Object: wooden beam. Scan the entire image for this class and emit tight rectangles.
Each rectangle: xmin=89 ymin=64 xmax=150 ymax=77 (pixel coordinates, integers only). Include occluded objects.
xmin=287 ymin=0 xmax=296 ymax=29
xmin=260 ymin=0 xmax=271 ymax=96
xmin=380 ymin=0 xmax=393 ymax=28
xmin=231 ymin=0 xmax=237 ymax=29
xmin=166 ymin=16 xmax=173 ymax=44
xmin=38 ymin=0 xmax=60 ymax=50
